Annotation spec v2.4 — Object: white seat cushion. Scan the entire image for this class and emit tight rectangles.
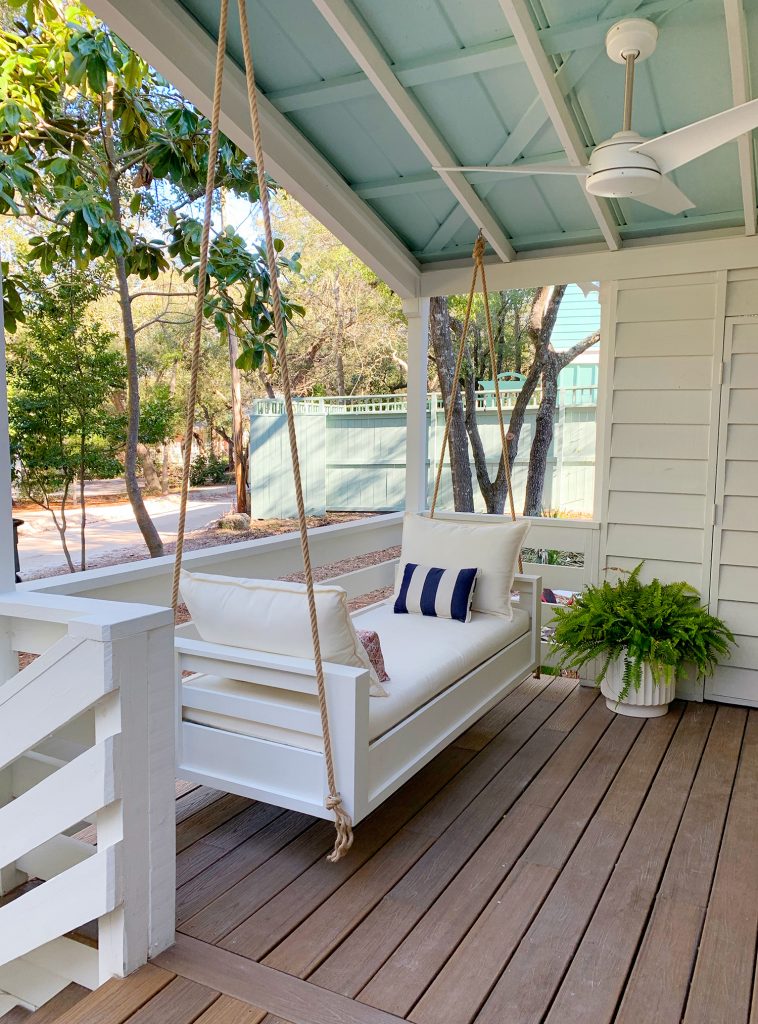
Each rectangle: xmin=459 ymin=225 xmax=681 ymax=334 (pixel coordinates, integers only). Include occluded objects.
xmin=355 ymin=601 xmax=530 ymax=740
xmin=183 ymin=600 xmax=530 ymax=748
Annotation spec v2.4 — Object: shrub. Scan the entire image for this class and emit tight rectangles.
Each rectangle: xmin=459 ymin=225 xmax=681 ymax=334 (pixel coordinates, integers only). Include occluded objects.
xmin=190 ymin=452 xmax=229 ymax=486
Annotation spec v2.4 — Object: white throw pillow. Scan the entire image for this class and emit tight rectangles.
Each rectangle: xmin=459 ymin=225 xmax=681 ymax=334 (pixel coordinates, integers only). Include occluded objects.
xmin=396 ymin=514 xmax=529 ymax=619
xmin=180 ymin=571 xmax=382 ymax=693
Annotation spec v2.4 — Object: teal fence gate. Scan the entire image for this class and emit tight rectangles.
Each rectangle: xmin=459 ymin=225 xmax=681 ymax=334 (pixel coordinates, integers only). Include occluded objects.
xmin=249 ymin=388 xmax=597 ymax=518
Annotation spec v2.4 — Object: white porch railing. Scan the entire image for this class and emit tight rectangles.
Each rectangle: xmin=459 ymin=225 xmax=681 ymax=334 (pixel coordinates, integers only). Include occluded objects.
xmin=23 ymin=512 xmax=601 ymax=673
xmin=0 ymin=591 xmax=175 ymax=1013
xmin=23 ymin=511 xmax=601 ymax=608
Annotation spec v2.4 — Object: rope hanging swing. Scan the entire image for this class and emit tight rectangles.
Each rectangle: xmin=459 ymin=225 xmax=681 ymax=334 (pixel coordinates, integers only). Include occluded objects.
xmin=170 ymin=0 xmax=353 ymax=862
xmin=429 ymin=233 xmax=523 ymax=574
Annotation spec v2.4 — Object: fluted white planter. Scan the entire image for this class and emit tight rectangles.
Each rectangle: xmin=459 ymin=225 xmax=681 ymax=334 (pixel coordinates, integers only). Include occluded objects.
xmin=600 ymin=656 xmax=675 ymax=718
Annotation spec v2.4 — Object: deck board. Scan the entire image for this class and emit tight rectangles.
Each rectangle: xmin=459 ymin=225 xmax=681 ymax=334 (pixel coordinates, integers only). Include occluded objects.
xmin=54 ymin=681 xmax=758 ymax=1024
xmin=683 ymin=713 xmax=758 ymax=1024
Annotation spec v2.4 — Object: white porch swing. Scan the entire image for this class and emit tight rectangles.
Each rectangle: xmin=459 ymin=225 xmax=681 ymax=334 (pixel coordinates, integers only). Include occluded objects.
xmin=170 ymin=0 xmax=540 ymax=861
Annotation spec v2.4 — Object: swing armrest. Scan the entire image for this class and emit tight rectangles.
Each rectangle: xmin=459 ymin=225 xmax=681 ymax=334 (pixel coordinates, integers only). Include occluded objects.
xmin=176 ymin=635 xmax=372 ymax=823
xmin=175 ymin=635 xmax=368 ymax=694
xmin=511 ymin=573 xmax=542 ymax=667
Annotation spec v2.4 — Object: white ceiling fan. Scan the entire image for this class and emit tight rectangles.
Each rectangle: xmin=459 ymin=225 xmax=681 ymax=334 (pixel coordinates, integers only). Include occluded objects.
xmin=435 ymin=18 xmax=758 ymax=215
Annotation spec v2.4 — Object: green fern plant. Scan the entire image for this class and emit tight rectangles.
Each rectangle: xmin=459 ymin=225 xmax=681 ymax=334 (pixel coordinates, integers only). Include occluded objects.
xmin=551 ymin=563 xmax=734 ymax=703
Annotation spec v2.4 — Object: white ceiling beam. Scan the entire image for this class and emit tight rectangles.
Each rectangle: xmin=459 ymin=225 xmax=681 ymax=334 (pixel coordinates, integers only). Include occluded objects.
xmin=267 ymin=0 xmax=681 ymax=113
xmin=497 ymin=0 xmax=622 ymax=252
xmin=311 ymin=0 xmax=516 ymax=263
xmin=418 ymin=226 xmax=751 ymax=295
xmin=86 ymin=0 xmax=421 ymax=298
xmin=723 ymin=0 xmax=757 ymax=235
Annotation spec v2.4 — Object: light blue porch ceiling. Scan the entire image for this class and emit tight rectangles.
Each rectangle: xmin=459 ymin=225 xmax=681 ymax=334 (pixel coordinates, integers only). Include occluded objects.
xmin=174 ymin=0 xmax=755 ymax=265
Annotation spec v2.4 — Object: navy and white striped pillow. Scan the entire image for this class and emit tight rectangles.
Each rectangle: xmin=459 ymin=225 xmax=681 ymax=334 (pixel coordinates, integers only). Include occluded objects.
xmin=394 ymin=563 xmax=478 ymax=623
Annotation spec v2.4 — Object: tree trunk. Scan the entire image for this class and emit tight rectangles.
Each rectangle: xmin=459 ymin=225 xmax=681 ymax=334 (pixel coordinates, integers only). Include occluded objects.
xmin=79 ymin=440 xmax=86 ymax=572
xmin=523 ymin=358 xmax=558 ymax=516
xmin=521 ymin=329 xmax=599 ymax=516
xmin=258 ymin=371 xmax=276 ymax=399
xmin=51 ymin=483 xmax=75 ymax=573
xmin=227 ymin=330 xmax=249 ymax=514
xmin=462 ymin=360 xmax=506 ymax=513
xmin=429 ymin=296 xmax=473 ymax=512
xmin=103 ymin=98 xmax=164 ymax=557
xmin=110 ymin=244 xmax=164 ymax=556
xmin=137 ymin=443 xmax=162 ymax=493
xmin=161 ymin=444 xmax=170 ymax=496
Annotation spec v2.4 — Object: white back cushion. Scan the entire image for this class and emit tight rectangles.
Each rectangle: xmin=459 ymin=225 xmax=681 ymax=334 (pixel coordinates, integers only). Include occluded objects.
xmin=397 ymin=514 xmax=529 ymax=619
xmin=180 ymin=570 xmax=377 ymax=683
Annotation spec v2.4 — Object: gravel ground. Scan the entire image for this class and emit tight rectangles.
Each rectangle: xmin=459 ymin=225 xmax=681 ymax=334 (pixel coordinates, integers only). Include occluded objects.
xmin=21 ymin=511 xmax=376 ymax=582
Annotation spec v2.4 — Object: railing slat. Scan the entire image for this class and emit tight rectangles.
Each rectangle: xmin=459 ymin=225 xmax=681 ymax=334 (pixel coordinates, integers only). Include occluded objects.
xmin=0 ymin=638 xmax=108 ymax=772
xmin=0 ymin=847 xmax=119 ymax=968
xmin=0 ymin=739 xmax=117 ymax=869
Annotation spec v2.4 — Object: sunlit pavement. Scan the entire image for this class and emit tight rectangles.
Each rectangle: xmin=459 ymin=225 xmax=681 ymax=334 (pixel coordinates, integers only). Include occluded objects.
xmin=15 ymin=485 xmax=236 ymax=576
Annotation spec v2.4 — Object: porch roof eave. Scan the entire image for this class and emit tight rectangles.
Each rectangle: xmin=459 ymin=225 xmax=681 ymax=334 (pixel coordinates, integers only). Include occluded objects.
xmin=88 ymin=0 xmax=423 ymax=301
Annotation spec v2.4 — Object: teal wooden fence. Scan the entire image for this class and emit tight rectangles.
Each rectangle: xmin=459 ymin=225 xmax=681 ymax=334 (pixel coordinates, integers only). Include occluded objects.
xmin=249 ymin=388 xmax=597 ymax=518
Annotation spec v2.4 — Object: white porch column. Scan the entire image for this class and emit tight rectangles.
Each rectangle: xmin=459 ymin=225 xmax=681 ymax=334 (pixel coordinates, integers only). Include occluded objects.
xmin=0 ymin=264 xmax=15 ymax=593
xmin=402 ymin=297 xmax=430 ymax=513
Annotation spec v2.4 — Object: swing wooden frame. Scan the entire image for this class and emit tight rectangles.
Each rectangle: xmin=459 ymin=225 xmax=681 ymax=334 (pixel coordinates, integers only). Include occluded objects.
xmin=176 ymin=514 xmax=541 ymax=825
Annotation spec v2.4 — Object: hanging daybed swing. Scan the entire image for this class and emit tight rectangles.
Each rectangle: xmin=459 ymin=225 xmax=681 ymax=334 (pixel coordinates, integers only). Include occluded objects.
xmin=171 ymin=0 xmax=541 ymax=861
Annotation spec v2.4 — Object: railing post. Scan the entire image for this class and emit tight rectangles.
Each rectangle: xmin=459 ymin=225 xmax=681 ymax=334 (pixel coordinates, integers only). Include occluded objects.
xmin=81 ymin=612 xmax=175 ymax=981
xmin=402 ymin=297 xmax=430 ymax=513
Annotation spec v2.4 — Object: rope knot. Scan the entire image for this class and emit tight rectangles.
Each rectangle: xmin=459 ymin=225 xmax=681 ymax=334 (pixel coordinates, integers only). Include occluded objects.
xmin=325 ymin=793 xmax=354 ymax=862
xmin=473 ymin=233 xmax=486 ymax=264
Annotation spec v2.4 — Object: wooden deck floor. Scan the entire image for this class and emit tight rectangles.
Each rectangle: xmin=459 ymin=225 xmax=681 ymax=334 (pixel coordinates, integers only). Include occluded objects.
xmin=51 ymin=676 xmax=758 ymax=1024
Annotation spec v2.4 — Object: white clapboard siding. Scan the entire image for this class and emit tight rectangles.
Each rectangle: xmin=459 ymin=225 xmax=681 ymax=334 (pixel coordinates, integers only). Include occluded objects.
xmin=610 ymin=423 xmax=709 ymax=459
xmin=600 ymin=276 xmax=720 ymax=701
xmin=608 ymin=457 xmax=708 ymax=495
xmin=612 ymin=389 xmax=711 ymax=425
xmin=725 ymin=424 xmax=758 ymax=459
xmin=722 ymin=495 xmax=758 ymax=531
xmin=720 ymin=531 xmax=758 ymax=567
xmin=613 ymin=355 xmax=713 ymax=391
xmin=724 ymin=459 xmax=758 ymax=494
xmin=730 ymin=352 xmax=758 ymax=384
xmin=717 ymin=600 xmax=757 ymax=635
xmin=728 ymin=389 xmax=758 ymax=423
xmin=607 ymin=491 xmax=707 ymax=530
xmin=615 ymin=283 xmax=717 ymax=322
xmin=606 ymin=524 xmax=704 ymax=564
xmin=614 ymin=318 xmax=716 ymax=357
xmin=604 ymin=557 xmax=705 ymax=590
xmin=708 ymin=317 xmax=758 ymax=704
xmin=724 ymin=276 xmax=758 ymax=314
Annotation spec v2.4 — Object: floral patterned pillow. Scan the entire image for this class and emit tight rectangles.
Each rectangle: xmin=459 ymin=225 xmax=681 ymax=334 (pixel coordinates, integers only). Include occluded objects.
xmin=356 ymin=628 xmax=390 ymax=696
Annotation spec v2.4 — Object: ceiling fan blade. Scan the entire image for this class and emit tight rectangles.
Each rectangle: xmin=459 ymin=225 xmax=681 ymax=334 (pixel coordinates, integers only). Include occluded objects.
xmin=434 ymin=163 xmax=589 ymax=176
xmin=635 ymin=175 xmax=695 ymax=215
xmin=633 ymin=97 xmax=758 ymax=174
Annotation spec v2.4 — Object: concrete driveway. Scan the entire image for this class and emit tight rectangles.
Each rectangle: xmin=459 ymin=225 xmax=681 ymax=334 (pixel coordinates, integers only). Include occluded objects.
xmin=16 ymin=485 xmax=235 ymax=576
